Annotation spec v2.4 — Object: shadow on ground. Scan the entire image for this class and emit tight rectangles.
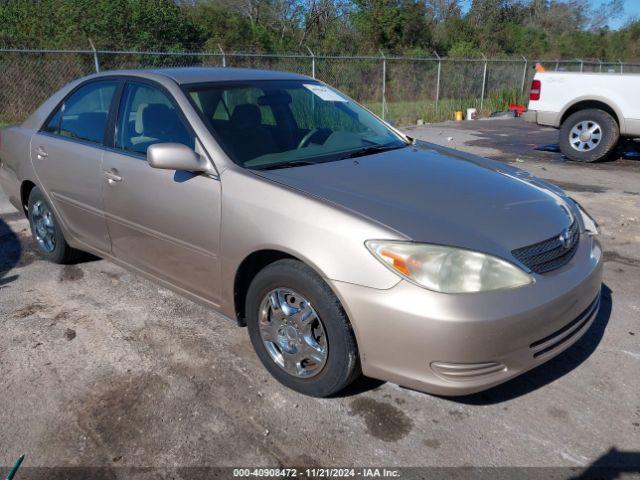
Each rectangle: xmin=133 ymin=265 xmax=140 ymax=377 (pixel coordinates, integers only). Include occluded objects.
xmin=0 ymin=215 xmax=99 ymax=289
xmin=535 ymin=139 xmax=640 ymax=163
xmin=571 ymin=447 xmax=640 ymax=479
xmin=336 ymin=375 xmax=385 ymax=398
xmin=0 ymin=218 xmax=21 ymax=288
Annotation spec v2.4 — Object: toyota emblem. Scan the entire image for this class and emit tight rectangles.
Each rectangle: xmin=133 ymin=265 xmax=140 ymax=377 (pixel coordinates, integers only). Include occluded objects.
xmin=558 ymin=228 xmax=572 ymax=249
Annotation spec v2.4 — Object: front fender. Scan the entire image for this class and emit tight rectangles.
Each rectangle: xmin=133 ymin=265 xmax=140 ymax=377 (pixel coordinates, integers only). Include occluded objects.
xmin=218 ymin=167 xmax=404 ymax=319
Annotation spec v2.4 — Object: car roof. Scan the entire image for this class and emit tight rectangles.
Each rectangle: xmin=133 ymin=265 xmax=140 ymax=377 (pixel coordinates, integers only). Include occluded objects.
xmin=93 ymin=67 xmax=313 ymax=85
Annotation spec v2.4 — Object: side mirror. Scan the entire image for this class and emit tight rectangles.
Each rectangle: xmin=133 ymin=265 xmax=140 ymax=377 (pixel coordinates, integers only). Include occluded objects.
xmin=147 ymin=143 xmax=209 ymax=172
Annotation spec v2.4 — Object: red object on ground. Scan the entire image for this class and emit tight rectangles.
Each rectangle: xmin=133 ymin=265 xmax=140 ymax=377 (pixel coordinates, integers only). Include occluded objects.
xmin=509 ymin=103 xmax=526 ymax=116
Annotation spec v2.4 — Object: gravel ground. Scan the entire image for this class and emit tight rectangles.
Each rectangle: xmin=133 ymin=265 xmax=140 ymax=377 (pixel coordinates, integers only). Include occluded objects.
xmin=0 ymin=118 xmax=638 ymax=475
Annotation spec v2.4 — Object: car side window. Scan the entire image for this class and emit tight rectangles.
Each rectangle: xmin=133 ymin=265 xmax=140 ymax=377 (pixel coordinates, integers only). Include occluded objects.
xmin=45 ymin=81 xmax=117 ymax=144
xmin=44 ymin=108 xmax=62 ymax=134
xmin=116 ymin=83 xmax=194 ymax=155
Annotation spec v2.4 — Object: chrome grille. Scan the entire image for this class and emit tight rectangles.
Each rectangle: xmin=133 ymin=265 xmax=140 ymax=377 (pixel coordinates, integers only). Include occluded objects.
xmin=512 ymin=221 xmax=579 ymax=274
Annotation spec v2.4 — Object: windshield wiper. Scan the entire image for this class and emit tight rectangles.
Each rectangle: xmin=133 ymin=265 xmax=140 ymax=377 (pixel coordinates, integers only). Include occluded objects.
xmin=252 ymin=143 xmax=408 ymax=170
xmin=253 ymin=160 xmax=319 ymax=171
xmin=340 ymin=144 xmax=407 ymax=159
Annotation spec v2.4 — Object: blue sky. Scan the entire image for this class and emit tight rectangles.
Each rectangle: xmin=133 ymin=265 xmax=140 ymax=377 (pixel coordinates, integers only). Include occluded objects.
xmin=459 ymin=1 xmax=640 ymax=29
xmin=612 ymin=0 xmax=640 ymax=27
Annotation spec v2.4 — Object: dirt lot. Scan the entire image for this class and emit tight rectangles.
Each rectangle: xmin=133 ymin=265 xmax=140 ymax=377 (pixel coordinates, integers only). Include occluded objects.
xmin=1 ymin=118 xmax=639 ymax=474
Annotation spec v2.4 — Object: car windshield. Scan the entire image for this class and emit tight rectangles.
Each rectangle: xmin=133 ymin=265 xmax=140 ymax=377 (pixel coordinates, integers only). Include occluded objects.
xmin=187 ymin=80 xmax=408 ymax=169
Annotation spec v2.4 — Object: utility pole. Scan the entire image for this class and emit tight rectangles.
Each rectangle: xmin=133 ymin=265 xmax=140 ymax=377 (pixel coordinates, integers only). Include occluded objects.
xmin=218 ymin=44 xmax=226 ymax=67
xmin=520 ymin=55 xmax=528 ymax=99
xmin=434 ymin=51 xmax=441 ymax=115
xmin=88 ymin=38 xmax=100 ymax=73
xmin=379 ymin=49 xmax=386 ymax=119
xmin=306 ymin=46 xmax=315 ymax=79
xmin=480 ymin=53 xmax=488 ymax=112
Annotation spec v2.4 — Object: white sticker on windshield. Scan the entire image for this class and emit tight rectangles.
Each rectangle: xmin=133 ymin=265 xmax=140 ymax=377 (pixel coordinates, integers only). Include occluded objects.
xmin=303 ymin=84 xmax=348 ymax=102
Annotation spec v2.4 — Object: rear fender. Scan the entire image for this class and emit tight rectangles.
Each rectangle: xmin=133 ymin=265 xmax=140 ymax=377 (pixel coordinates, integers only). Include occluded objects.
xmin=0 ymin=126 xmax=37 ymax=212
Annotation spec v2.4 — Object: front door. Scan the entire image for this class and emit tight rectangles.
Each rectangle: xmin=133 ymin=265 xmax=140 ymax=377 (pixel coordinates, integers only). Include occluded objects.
xmin=102 ymin=80 xmax=222 ymax=304
xmin=30 ymin=80 xmax=119 ymax=253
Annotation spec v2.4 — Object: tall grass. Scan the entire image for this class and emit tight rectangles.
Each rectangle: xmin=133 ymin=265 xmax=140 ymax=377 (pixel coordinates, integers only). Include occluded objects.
xmin=365 ymin=88 xmax=525 ymax=125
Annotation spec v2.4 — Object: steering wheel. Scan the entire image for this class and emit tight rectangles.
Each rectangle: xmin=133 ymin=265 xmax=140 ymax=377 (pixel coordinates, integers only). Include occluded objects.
xmin=297 ymin=128 xmax=331 ymax=149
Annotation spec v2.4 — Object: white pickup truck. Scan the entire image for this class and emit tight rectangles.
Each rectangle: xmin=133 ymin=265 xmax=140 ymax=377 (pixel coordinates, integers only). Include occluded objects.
xmin=524 ymin=72 xmax=640 ymax=162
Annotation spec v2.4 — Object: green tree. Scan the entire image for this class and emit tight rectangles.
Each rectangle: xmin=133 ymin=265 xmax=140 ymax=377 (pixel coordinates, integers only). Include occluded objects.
xmin=0 ymin=0 xmax=639 ymax=60
xmin=0 ymin=0 xmax=201 ymax=50
xmin=352 ymin=0 xmax=433 ymax=53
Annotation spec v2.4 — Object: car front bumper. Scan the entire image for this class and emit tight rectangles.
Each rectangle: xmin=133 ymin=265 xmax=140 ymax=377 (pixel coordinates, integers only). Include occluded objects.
xmin=330 ymin=235 xmax=603 ymax=396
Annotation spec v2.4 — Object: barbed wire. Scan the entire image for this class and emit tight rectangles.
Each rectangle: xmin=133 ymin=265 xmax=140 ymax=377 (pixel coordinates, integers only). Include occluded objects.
xmin=1 ymin=47 xmax=638 ymax=125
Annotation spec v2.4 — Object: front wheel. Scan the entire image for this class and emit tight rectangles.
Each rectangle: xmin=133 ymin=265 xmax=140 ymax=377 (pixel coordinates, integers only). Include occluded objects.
xmin=559 ymin=109 xmax=619 ymax=162
xmin=245 ymin=259 xmax=360 ymax=397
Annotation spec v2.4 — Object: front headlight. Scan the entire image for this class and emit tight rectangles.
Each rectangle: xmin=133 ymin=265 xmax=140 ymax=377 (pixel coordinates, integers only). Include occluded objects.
xmin=568 ymin=197 xmax=598 ymax=235
xmin=576 ymin=203 xmax=598 ymax=235
xmin=366 ymin=241 xmax=533 ymax=294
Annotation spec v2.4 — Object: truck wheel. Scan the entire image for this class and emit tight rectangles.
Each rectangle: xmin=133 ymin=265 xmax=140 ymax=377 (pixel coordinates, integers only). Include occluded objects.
xmin=27 ymin=187 xmax=79 ymax=264
xmin=559 ymin=109 xmax=619 ymax=162
xmin=245 ymin=259 xmax=361 ymax=397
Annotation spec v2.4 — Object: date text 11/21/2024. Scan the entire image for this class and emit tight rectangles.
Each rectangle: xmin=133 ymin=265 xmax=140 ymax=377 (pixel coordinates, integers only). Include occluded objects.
xmin=232 ymin=468 xmax=401 ymax=477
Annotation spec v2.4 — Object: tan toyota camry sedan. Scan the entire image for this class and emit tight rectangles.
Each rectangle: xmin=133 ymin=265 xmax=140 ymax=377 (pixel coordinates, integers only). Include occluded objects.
xmin=0 ymin=68 xmax=602 ymax=397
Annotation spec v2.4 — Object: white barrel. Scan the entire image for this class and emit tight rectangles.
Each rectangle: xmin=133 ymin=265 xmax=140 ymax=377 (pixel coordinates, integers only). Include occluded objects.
xmin=466 ymin=108 xmax=477 ymax=120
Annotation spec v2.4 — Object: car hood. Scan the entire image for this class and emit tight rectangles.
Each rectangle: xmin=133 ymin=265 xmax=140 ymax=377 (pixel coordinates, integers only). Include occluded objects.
xmin=253 ymin=141 xmax=576 ymax=260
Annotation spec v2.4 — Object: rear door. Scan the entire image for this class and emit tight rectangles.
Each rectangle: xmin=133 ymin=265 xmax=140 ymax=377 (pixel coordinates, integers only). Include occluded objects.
xmin=101 ymin=80 xmax=222 ymax=304
xmin=30 ymin=80 xmax=119 ymax=253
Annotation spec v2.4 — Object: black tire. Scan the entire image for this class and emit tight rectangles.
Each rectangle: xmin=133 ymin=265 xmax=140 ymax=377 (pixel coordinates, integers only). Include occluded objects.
xmin=559 ymin=108 xmax=619 ymax=162
xmin=245 ymin=259 xmax=360 ymax=397
xmin=27 ymin=187 xmax=79 ymax=264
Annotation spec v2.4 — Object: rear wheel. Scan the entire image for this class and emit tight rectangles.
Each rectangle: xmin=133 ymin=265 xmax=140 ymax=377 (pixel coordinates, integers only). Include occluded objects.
xmin=245 ymin=259 xmax=360 ymax=397
xmin=27 ymin=187 xmax=79 ymax=264
xmin=559 ymin=108 xmax=619 ymax=162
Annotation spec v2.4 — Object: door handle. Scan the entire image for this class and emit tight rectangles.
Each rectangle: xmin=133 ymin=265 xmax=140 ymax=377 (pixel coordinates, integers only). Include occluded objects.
xmin=35 ymin=147 xmax=48 ymax=160
xmin=103 ymin=169 xmax=122 ymax=183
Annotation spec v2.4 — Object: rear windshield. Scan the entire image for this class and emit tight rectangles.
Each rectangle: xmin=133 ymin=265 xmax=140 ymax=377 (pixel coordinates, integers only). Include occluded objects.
xmin=187 ymin=80 xmax=406 ymax=169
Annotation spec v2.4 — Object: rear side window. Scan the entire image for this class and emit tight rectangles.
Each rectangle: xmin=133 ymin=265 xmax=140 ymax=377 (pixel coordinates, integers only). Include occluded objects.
xmin=116 ymin=83 xmax=194 ymax=155
xmin=45 ymin=81 xmax=117 ymax=144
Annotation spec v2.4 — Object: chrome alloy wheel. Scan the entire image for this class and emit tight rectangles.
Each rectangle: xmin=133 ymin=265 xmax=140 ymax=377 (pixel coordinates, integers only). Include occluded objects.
xmin=258 ymin=288 xmax=328 ymax=378
xmin=569 ymin=120 xmax=602 ymax=152
xmin=30 ymin=200 xmax=56 ymax=253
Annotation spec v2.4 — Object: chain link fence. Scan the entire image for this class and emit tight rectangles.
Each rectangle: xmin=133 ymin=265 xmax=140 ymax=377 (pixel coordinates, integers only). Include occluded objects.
xmin=2 ymin=47 xmax=640 ymax=126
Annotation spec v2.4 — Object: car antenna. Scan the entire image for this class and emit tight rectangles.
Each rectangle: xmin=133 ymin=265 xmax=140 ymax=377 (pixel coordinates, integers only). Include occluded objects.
xmin=5 ymin=454 xmax=25 ymax=480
